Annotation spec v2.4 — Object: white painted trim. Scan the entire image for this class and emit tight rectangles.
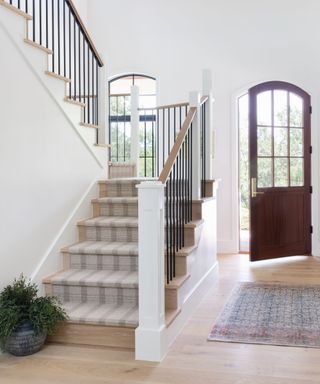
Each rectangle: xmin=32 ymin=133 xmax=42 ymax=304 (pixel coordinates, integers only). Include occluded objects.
xmin=231 ymin=79 xmax=320 ymax=256
xmin=162 ymin=261 xmax=219 ymax=360
xmin=135 ymin=181 xmax=166 ymax=362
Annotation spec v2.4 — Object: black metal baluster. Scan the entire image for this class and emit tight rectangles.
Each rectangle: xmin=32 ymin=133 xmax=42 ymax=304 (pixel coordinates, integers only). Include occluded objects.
xmin=83 ymin=36 xmax=86 ymax=122
xmin=190 ymin=124 xmax=193 ymax=221
xmin=32 ymin=0 xmax=35 ymax=41
xmin=157 ymin=109 xmax=159 ymax=176
xmin=51 ymin=0 xmax=54 ymax=71
xmin=143 ymin=110 xmax=147 ymax=177
xmin=87 ymin=47 xmax=90 ymax=123
xmin=169 ymin=173 xmax=173 ymax=281
xmin=152 ymin=109 xmax=155 ymax=177
xmin=63 ymin=0 xmax=66 ymax=77
xmin=172 ymin=164 xmax=176 ymax=277
xmin=166 ymin=182 xmax=169 ymax=284
xmin=57 ymin=0 xmax=60 ymax=74
xmin=39 ymin=0 xmax=42 ymax=45
xmin=91 ymin=52 xmax=94 ymax=125
xmin=73 ymin=17 xmax=76 ymax=99
xmin=68 ymin=7 xmax=71 ymax=98
xmin=203 ymin=102 xmax=206 ymax=197
xmin=123 ymin=97 xmax=126 ymax=162
xmin=168 ymin=107 xmax=170 ymax=155
xmin=78 ymin=25 xmax=81 ymax=103
xmin=96 ymin=61 xmax=99 ymax=128
xmin=45 ymin=0 xmax=48 ymax=48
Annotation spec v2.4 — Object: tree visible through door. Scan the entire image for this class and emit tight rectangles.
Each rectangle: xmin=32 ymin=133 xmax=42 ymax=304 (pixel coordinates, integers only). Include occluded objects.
xmin=249 ymin=81 xmax=311 ymax=261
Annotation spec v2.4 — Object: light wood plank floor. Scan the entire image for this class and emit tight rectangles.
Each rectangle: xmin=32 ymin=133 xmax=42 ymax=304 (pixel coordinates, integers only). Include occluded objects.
xmin=1 ymin=253 xmax=320 ymax=384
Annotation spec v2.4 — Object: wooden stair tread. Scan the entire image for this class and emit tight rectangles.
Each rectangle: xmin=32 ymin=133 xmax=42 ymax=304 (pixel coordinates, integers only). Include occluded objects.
xmin=185 ymin=219 xmax=204 ymax=229
xmin=64 ymin=97 xmax=86 ymax=107
xmin=80 ymin=122 xmax=99 ymax=129
xmin=165 ymin=274 xmax=190 ymax=289
xmin=175 ymin=244 xmax=197 ymax=257
xmin=45 ymin=70 xmax=71 ymax=82
xmin=24 ymin=38 xmax=53 ymax=54
xmin=0 ymin=1 xmax=32 ymax=19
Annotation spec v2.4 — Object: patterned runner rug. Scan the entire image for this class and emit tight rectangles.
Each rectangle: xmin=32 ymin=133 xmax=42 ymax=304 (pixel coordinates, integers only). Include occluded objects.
xmin=208 ymin=282 xmax=320 ymax=348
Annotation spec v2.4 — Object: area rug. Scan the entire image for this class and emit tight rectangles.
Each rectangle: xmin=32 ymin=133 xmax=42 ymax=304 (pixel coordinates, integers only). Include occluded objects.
xmin=208 ymin=282 xmax=320 ymax=348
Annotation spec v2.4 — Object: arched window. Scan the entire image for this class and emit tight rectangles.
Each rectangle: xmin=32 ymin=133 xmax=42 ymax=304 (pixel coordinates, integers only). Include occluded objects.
xmin=108 ymin=74 xmax=156 ymax=169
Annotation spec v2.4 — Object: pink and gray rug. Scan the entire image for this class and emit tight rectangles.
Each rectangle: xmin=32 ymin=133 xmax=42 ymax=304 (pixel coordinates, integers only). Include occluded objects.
xmin=208 ymin=282 xmax=320 ymax=348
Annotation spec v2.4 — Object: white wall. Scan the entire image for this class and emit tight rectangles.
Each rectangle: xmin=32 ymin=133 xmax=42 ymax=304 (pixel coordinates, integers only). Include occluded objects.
xmin=0 ymin=8 xmax=104 ymax=290
xmin=72 ymin=0 xmax=87 ymax=24
xmin=87 ymin=0 xmax=320 ymax=254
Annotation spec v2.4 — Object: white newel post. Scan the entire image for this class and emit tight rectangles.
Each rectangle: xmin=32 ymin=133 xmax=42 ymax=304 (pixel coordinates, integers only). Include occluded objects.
xmin=190 ymin=91 xmax=201 ymax=199
xmin=135 ymin=181 xmax=166 ymax=362
xmin=98 ymin=55 xmax=108 ymax=145
xmin=131 ymin=85 xmax=140 ymax=176
xmin=202 ymin=69 xmax=214 ymax=179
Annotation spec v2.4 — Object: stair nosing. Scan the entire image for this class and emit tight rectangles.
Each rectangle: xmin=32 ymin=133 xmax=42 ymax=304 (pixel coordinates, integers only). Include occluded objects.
xmin=43 ymin=269 xmax=138 ymax=288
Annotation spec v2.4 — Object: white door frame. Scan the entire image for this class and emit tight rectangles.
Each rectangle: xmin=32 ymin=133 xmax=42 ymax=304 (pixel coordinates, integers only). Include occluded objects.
xmin=231 ymin=80 xmax=320 ymax=256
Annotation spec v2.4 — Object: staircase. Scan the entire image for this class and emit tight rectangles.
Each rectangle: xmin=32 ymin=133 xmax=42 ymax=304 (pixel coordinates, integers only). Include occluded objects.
xmin=43 ymin=178 xmax=146 ymax=349
xmin=1 ymin=0 xmax=218 ymax=360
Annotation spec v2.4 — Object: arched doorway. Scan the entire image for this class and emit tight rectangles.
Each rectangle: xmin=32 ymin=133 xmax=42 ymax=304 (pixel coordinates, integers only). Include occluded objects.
xmin=108 ymin=74 xmax=156 ymax=177
xmin=247 ymin=81 xmax=311 ymax=261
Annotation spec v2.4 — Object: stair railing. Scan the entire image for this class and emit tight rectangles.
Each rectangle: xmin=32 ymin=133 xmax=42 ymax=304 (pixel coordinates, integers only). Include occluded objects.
xmin=2 ymin=0 xmax=105 ymax=143
xmin=136 ymin=70 xmax=214 ymax=361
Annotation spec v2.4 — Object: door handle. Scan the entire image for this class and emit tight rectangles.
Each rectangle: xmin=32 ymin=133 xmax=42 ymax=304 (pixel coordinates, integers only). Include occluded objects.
xmin=251 ymin=178 xmax=264 ymax=198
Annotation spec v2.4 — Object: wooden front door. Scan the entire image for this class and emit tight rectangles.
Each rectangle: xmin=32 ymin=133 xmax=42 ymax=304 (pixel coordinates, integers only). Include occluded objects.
xmin=249 ymin=81 xmax=311 ymax=261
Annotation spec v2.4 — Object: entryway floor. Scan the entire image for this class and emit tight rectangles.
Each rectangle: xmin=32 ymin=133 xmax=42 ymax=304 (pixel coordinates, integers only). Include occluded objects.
xmin=1 ymin=253 xmax=320 ymax=384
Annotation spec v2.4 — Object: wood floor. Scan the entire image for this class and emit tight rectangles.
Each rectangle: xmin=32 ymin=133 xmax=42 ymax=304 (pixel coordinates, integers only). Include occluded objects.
xmin=2 ymin=253 xmax=320 ymax=384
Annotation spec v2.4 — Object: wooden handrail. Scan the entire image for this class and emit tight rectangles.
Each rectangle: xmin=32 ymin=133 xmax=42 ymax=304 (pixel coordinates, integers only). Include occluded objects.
xmin=139 ymin=101 xmax=189 ymax=111
xmin=200 ymin=95 xmax=209 ymax=105
xmin=67 ymin=0 xmax=104 ymax=67
xmin=159 ymin=107 xmax=197 ymax=184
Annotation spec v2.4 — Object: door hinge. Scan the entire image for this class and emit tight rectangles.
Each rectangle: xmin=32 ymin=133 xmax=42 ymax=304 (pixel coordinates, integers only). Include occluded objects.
xmin=310 ymin=105 xmax=313 ymax=114
xmin=310 ymin=225 xmax=313 ymax=234
xmin=310 ymin=186 xmax=313 ymax=193
xmin=310 ymin=146 xmax=313 ymax=154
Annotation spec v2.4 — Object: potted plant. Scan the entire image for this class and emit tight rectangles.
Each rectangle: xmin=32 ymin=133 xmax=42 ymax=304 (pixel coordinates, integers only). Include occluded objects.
xmin=0 ymin=275 xmax=67 ymax=356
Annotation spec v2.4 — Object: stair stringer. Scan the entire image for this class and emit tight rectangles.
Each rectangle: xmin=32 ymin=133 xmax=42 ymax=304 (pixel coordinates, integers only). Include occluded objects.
xmin=0 ymin=4 xmax=107 ymax=167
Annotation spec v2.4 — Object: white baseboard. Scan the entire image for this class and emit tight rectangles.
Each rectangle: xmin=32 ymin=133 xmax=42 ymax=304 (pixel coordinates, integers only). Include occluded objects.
xmin=217 ymin=239 xmax=239 ymax=254
xmin=161 ymin=261 xmax=219 ymax=360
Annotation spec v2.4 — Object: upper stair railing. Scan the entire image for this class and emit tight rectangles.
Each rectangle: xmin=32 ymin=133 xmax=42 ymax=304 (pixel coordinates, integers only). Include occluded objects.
xmin=3 ymin=0 xmax=104 ymax=141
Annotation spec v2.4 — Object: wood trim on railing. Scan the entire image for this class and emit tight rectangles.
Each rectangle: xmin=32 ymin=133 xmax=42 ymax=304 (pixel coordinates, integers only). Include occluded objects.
xmin=67 ymin=0 xmax=104 ymax=67
xmin=200 ymin=95 xmax=209 ymax=105
xmin=159 ymin=107 xmax=197 ymax=184
xmin=139 ymin=101 xmax=189 ymax=111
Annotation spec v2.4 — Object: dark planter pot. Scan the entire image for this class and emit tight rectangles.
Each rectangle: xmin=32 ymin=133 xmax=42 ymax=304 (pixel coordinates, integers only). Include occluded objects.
xmin=6 ymin=321 xmax=47 ymax=356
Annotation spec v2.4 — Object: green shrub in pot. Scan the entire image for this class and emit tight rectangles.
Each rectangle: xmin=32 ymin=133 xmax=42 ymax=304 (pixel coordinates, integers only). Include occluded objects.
xmin=0 ymin=275 xmax=67 ymax=356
